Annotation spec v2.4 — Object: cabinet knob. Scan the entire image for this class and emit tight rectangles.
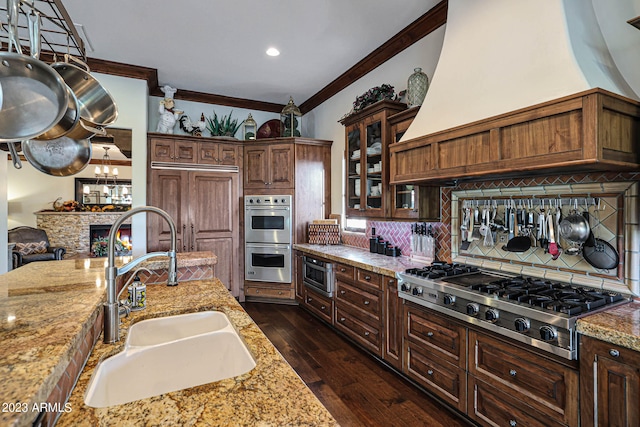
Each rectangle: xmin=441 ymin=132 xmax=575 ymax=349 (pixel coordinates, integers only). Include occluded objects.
xmin=364 ymin=275 xmax=371 ymax=280
xmin=321 ymin=305 xmax=326 ymax=310
xmin=340 ymin=290 xmax=346 ymax=295
xmin=340 ymin=268 xmax=346 ymax=272
xmin=427 ymin=369 xmax=434 ymax=376
xmin=278 ymin=291 xmax=283 ymax=295
xmin=364 ymin=331 xmax=370 ymax=337
xmin=339 ymin=317 xmax=345 ymax=322
xmin=509 ymin=420 xmax=517 ymax=427
xmin=363 ymin=300 xmax=370 ymax=305
xmin=509 ymin=369 xmax=517 ymax=377
xmin=427 ymin=331 xmax=434 ymax=337
xmin=609 ymin=349 xmax=620 ymax=357
xmin=307 ymin=297 xmax=312 ymax=302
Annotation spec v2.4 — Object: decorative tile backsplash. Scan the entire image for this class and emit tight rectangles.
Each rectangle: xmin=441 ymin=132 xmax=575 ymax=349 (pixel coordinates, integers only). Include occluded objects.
xmin=342 ymin=171 xmax=638 ymax=295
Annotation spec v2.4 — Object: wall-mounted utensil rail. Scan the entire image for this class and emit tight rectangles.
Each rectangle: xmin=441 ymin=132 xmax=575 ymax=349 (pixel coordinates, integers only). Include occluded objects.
xmin=0 ymin=0 xmax=85 ymax=61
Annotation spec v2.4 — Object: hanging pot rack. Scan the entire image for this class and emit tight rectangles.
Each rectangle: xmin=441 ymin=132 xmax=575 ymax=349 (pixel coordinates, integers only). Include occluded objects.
xmin=0 ymin=0 xmax=85 ymax=61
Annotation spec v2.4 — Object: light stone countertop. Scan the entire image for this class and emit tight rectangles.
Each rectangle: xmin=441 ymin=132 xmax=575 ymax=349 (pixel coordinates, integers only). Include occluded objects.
xmin=1 ymin=255 xmax=337 ymax=427
xmin=577 ymin=300 xmax=640 ymax=351
xmin=293 ymin=243 xmax=427 ymax=277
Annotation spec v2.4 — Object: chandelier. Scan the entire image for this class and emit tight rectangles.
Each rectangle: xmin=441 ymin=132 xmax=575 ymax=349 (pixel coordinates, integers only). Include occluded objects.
xmin=83 ymin=146 xmax=120 ymax=196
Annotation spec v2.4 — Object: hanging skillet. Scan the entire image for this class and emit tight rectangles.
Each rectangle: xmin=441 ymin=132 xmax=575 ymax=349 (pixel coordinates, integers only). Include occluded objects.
xmin=582 ymin=202 xmax=620 ymax=270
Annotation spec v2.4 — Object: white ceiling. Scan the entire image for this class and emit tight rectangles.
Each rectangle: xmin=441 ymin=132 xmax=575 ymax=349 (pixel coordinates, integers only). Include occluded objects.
xmin=62 ymin=0 xmax=439 ymax=105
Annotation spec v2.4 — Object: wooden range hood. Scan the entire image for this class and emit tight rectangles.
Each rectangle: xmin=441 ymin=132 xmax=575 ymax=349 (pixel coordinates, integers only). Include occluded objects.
xmin=389 ymin=88 xmax=640 ymax=185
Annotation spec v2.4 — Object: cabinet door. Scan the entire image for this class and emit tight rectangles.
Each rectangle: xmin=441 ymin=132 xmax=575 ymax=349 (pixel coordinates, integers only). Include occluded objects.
xmin=580 ymin=335 xmax=640 ymax=427
xmin=362 ymin=113 xmax=385 ymax=217
xmin=150 ymin=138 xmax=174 ymax=162
xmin=218 ymin=144 xmax=238 ymax=166
xmin=174 ymin=140 xmax=196 ymax=163
xmin=268 ymin=144 xmax=294 ymax=188
xmin=384 ymin=276 xmax=402 ymax=369
xmin=244 ymin=145 xmax=269 ymax=188
xmin=345 ymin=124 xmax=364 ymax=215
xmin=188 ymin=172 xmax=240 ymax=295
xmin=147 ymin=169 xmax=189 ymax=252
xmin=198 ymin=142 xmax=219 ymax=165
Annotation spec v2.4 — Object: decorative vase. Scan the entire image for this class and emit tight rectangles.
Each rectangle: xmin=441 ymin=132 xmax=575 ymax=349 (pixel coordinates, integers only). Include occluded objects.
xmin=406 ymin=67 xmax=429 ymax=107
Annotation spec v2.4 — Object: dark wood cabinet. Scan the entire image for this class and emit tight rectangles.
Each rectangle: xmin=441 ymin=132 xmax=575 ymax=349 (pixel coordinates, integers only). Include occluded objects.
xmin=149 ymin=136 xmax=196 ymax=163
xmin=390 ymin=89 xmax=640 ymax=185
xmin=198 ymin=142 xmax=238 ymax=166
xmin=334 ymin=267 xmax=384 ymax=356
xmin=403 ymin=301 xmax=467 ymax=411
xmin=580 ymin=335 xmax=640 ymax=427
xmin=468 ymin=330 xmax=579 ymax=426
xmin=340 ymin=100 xmax=406 ymax=219
xmin=147 ymin=134 xmax=242 ymax=298
xmin=388 ymin=107 xmax=440 ymax=220
xmin=244 ymin=143 xmax=294 ymax=189
xmin=383 ymin=276 xmax=402 ymax=369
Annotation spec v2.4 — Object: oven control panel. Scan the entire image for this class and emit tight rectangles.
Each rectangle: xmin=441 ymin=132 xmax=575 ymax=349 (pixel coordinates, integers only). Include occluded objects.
xmin=245 ymin=195 xmax=292 ymax=207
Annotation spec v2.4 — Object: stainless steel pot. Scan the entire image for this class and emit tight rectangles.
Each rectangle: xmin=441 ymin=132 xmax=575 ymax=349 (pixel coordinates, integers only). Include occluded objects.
xmin=559 ymin=211 xmax=590 ymax=243
xmin=0 ymin=0 xmax=69 ymax=142
xmin=22 ymin=137 xmax=92 ymax=177
xmin=51 ymin=55 xmax=118 ymax=128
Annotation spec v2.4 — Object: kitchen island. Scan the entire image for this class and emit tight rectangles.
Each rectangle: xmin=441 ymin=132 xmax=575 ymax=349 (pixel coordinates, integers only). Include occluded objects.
xmin=0 ymin=255 xmax=337 ymax=427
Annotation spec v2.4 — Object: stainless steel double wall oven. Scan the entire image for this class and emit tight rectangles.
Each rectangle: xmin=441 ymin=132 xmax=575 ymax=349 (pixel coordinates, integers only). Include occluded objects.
xmin=244 ymin=195 xmax=292 ymax=283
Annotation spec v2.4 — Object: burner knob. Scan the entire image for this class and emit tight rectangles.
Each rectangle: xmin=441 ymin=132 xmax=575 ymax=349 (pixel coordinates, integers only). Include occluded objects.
xmin=485 ymin=308 xmax=499 ymax=323
xmin=412 ymin=286 xmax=423 ymax=296
xmin=443 ymin=294 xmax=456 ymax=305
xmin=400 ymin=283 xmax=410 ymax=292
xmin=539 ymin=326 xmax=558 ymax=341
xmin=466 ymin=303 xmax=480 ymax=316
xmin=514 ymin=318 xmax=530 ymax=332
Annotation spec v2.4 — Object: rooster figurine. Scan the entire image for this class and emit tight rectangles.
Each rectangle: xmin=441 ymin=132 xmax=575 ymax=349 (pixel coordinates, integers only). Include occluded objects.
xmin=179 ymin=113 xmax=207 ymax=137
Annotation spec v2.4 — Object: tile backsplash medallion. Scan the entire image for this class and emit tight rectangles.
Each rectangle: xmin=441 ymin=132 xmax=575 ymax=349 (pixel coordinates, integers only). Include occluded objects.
xmin=342 ymin=172 xmax=638 ymax=293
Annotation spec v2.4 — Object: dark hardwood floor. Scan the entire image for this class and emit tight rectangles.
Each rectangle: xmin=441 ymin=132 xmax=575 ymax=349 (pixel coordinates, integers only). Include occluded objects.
xmin=243 ymin=302 xmax=473 ymax=427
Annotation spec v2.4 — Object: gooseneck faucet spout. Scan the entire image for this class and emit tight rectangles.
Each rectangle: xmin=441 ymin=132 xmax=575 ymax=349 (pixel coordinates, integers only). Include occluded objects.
xmin=103 ymin=206 xmax=178 ymax=343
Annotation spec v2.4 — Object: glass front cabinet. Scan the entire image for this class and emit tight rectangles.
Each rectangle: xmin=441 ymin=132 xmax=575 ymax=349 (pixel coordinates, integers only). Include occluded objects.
xmin=341 ymin=101 xmax=406 ymax=218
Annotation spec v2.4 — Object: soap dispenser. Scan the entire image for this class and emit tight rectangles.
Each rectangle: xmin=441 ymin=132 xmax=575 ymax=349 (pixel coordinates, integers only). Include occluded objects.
xmin=127 ymin=274 xmax=146 ymax=311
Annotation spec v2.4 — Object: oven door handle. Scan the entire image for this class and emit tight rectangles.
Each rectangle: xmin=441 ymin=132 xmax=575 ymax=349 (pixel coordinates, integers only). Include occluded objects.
xmin=246 ymin=243 xmax=291 ymax=250
xmin=246 ymin=206 xmax=290 ymax=211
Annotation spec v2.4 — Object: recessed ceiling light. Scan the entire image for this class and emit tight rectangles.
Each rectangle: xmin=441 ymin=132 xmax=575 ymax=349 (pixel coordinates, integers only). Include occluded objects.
xmin=266 ymin=47 xmax=280 ymax=57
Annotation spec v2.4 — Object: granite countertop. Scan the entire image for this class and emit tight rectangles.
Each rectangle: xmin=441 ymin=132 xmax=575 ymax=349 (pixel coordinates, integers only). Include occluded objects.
xmin=293 ymin=243 xmax=426 ymax=277
xmin=1 ymin=255 xmax=336 ymax=427
xmin=577 ymin=301 xmax=640 ymax=352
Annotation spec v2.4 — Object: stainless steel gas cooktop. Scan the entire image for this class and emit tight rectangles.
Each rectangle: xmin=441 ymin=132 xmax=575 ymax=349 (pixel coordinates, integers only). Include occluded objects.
xmin=396 ymin=262 xmax=630 ymax=360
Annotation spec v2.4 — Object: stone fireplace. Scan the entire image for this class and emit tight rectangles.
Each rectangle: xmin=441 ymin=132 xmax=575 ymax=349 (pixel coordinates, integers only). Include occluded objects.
xmin=36 ymin=211 xmax=132 ymax=257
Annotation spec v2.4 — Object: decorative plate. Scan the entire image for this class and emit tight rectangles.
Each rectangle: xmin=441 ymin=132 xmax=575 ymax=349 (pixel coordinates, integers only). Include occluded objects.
xmin=256 ymin=119 xmax=281 ymax=139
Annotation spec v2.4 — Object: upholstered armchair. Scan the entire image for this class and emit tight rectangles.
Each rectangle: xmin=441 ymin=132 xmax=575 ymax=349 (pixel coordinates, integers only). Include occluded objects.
xmin=8 ymin=226 xmax=66 ymax=269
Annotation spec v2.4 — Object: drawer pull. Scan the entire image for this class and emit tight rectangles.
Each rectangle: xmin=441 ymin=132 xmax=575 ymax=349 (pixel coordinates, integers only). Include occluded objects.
xmin=363 ymin=300 xmax=370 ymax=305
xmin=509 ymin=420 xmax=517 ymax=427
xmin=340 ymin=317 xmax=346 ymax=322
xmin=427 ymin=369 xmax=434 ymax=376
xmin=340 ymin=267 xmax=346 ymax=272
xmin=321 ymin=305 xmax=326 ymax=310
xmin=364 ymin=275 xmax=371 ymax=280
xmin=278 ymin=291 xmax=283 ymax=295
xmin=307 ymin=297 xmax=312 ymax=302
xmin=427 ymin=331 xmax=434 ymax=337
xmin=364 ymin=331 xmax=370 ymax=336
xmin=509 ymin=369 xmax=517 ymax=377
xmin=340 ymin=290 xmax=346 ymax=295
xmin=609 ymin=349 xmax=620 ymax=357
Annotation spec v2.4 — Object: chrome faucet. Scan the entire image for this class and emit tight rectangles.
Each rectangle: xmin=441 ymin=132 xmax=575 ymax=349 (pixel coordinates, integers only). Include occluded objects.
xmin=103 ymin=206 xmax=179 ymax=343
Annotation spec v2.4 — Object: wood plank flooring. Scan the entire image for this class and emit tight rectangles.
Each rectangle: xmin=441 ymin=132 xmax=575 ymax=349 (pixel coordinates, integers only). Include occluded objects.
xmin=243 ymin=302 xmax=474 ymax=427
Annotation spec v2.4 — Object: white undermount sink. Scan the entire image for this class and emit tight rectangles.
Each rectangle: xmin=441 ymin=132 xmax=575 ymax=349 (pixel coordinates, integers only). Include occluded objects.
xmin=84 ymin=311 xmax=256 ymax=408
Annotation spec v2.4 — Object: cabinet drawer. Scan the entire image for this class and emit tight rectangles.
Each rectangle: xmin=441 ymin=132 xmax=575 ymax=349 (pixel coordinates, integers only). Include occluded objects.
xmin=303 ymin=287 xmax=333 ymax=324
xmin=335 ymin=280 xmax=381 ymax=320
xmin=405 ymin=302 xmax=466 ymax=369
xmin=469 ymin=330 xmax=578 ymax=425
xmin=198 ymin=143 xmax=218 ymax=164
xmin=356 ymin=268 xmax=382 ymax=291
xmin=406 ymin=341 xmax=466 ymax=412
xmin=334 ymin=262 xmax=354 ymax=281
xmin=335 ymin=305 xmax=381 ymax=355
xmin=245 ymin=285 xmax=294 ymax=300
xmin=469 ymin=376 xmax=566 ymax=427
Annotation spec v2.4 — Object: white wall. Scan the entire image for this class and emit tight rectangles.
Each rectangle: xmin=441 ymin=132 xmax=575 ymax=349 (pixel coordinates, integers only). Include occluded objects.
xmin=305 ymin=27 xmax=447 ymax=215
